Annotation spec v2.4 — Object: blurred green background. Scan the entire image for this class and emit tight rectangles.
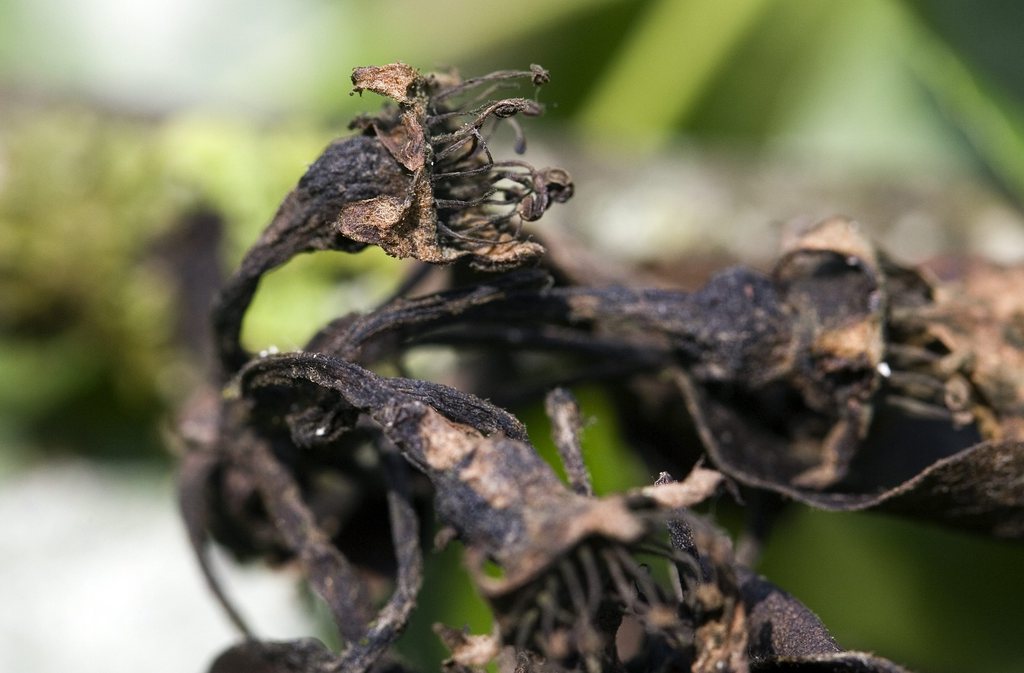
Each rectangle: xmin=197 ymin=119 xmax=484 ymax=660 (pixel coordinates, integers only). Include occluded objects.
xmin=2 ymin=1 xmax=1024 ymax=672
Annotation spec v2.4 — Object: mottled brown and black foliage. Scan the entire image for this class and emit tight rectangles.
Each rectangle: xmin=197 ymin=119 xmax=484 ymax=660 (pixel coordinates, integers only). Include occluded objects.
xmin=179 ymin=63 xmax=1023 ymax=673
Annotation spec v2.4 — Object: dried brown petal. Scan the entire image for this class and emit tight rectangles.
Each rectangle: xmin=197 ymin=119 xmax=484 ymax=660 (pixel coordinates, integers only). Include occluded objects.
xmin=351 ymin=63 xmax=421 ymax=105
xmin=434 ymin=624 xmax=501 ymax=669
xmin=639 ymin=467 xmax=724 ymax=509
xmin=336 ymin=170 xmax=455 ymax=263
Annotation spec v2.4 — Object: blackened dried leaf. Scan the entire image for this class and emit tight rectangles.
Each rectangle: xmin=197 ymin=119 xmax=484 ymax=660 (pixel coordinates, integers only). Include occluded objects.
xmin=750 ymin=654 xmax=910 ymax=673
xmin=207 ymin=639 xmax=337 ymax=673
xmin=669 ymin=511 xmax=910 ymax=673
xmin=863 ymin=439 xmax=1024 ymax=537
xmin=284 ymin=215 xmax=1024 ymax=538
xmin=740 ymin=570 xmax=841 ymax=659
xmin=238 ymin=352 xmax=529 ymax=441
xmin=678 ymin=372 xmax=1024 ymax=537
xmin=643 ymin=219 xmax=1024 ymax=536
xmin=207 ymin=638 xmax=420 ymax=673
xmin=239 ymin=353 xmax=643 ymax=572
xmin=212 ymin=134 xmax=406 ymax=374
xmin=235 ymin=353 xmax=737 ymax=669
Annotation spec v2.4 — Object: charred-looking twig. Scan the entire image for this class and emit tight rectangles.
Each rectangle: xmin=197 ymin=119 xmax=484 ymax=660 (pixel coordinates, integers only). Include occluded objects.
xmin=237 ymin=421 xmax=377 ymax=641
xmin=545 ymin=388 xmax=592 ymax=497
xmin=177 ymin=449 xmax=254 ymax=637
xmin=303 ymin=271 xmax=672 ymax=394
xmin=304 ymin=269 xmax=554 ymax=362
xmin=334 ymin=441 xmax=423 ymax=672
xmin=212 ymin=63 xmax=573 ymax=377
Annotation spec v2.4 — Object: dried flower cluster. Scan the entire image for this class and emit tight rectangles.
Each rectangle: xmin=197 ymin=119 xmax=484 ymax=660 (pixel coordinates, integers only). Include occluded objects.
xmin=179 ymin=63 xmax=1024 ymax=673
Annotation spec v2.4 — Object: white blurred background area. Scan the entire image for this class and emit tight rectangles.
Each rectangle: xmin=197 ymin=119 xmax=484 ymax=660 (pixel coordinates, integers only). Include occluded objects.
xmin=0 ymin=462 xmax=317 ymax=673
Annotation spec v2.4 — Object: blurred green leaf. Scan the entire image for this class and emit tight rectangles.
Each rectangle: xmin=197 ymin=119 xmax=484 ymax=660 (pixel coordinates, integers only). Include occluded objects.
xmin=577 ymin=0 xmax=770 ymax=148
xmin=900 ymin=3 xmax=1024 ymax=205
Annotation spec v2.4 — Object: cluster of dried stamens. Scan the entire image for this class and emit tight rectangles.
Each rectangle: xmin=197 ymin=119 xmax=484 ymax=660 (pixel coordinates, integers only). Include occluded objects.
xmin=350 ymin=63 xmax=573 ymax=263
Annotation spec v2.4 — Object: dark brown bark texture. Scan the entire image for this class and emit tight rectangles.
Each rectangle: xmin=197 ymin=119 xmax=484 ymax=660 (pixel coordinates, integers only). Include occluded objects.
xmin=178 ymin=63 xmax=1023 ymax=673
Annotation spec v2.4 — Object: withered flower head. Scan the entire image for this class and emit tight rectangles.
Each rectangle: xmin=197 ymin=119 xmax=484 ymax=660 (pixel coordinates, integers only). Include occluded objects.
xmin=463 ymin=494 xmax=722 ymax=672
xmin=345 ymin=62 xmax=573 ymax=269
xmin=211 ymin=62 xmax=572 ymax=376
